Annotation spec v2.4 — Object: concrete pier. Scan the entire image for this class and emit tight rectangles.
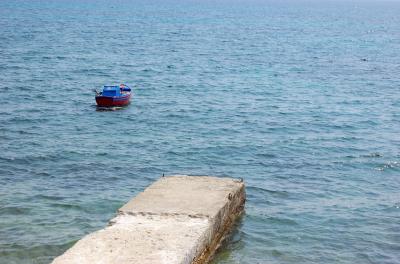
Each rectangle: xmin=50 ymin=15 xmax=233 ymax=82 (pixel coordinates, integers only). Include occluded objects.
xmin=52 ymin=175 xmax=245 ymax=264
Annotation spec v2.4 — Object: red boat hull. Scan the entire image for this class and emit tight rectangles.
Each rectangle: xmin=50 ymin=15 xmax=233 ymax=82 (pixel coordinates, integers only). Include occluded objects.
xmin=95 ymin=93 xmax=131 ymax=107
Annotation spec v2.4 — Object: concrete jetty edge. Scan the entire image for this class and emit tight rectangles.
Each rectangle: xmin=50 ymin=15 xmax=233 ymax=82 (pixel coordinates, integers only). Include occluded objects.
xmin=51 ymin=175 xmax=246 ymax=264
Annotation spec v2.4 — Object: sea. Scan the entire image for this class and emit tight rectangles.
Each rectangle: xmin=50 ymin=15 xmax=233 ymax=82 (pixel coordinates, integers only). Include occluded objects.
xmin=0 ymin=0 xmax=399 ymax=263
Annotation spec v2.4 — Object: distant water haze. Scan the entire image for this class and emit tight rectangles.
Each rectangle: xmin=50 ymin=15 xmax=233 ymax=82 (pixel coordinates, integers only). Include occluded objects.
xmin=0 ymin=0 xmax=399 ymax=263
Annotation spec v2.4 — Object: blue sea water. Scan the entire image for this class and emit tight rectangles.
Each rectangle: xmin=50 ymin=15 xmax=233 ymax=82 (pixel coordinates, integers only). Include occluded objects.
xmin=1 ymin=0 xmax=400 ymax=263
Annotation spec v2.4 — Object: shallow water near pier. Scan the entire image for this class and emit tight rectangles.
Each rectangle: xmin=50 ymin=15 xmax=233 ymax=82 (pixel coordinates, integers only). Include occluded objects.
xmin=1 ymin=0 xmax=400 ymax=263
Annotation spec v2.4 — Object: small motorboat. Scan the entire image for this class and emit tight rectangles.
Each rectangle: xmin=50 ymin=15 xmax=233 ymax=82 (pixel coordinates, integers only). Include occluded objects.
xmin=95 ymin=84 xmax=132 ymax=107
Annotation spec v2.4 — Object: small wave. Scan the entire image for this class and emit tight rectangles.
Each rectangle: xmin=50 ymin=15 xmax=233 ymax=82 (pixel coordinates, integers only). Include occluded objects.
xmin=376 ymin=161 xmax=400 ymax=171
xmin=33 ymin=194 xmax=64 ymax=201
xmin=266 ymin=216 xmax=299 ymax=226
xmin=165 ymin=113 xmax=184 ymax=118
xmin=0 ymin=206 xmax=31 ymax=215
xmin=255 ymin=153 xmax=277 ymax=158
xmin=165 ymin=150 xmax=181 ymax=156
xmin=141 ymin=68 xmax=159 ymax=73
xmin=50 ymin=203 xmax=83 ymax=210
xmin=96 ymin=106 xmax=127 ymax=111
xmin=271 ymin=249 xmax=284 ymax=257
xmin=0 ymin=153 xmax=62 ymax=164
xmin=36 ymin=171 xmax=52 ymax=177
xmin=247 ymin=186 xmax=290 ymax=198
xmin=360 ymin=152 xmax=383 ymax=158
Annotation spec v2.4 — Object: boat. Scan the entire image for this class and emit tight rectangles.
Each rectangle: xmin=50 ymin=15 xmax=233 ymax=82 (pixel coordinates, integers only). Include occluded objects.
xmin=95 ymin=84 xmax=132 ymax=107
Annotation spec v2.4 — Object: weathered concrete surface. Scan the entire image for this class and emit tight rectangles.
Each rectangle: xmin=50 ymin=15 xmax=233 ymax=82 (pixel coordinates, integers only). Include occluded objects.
xmin=52 ymin=175 xmax=245 ymax=264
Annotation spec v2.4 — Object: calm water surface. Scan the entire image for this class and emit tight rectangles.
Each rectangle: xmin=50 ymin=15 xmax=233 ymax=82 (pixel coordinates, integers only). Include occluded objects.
xmin=0 ymin=0 xmax=399 ymax=263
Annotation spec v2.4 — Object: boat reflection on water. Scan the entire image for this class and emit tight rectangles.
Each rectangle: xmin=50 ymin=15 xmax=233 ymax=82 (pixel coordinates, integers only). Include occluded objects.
xmin=95 ymin=105 xmax=128 ymax=112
